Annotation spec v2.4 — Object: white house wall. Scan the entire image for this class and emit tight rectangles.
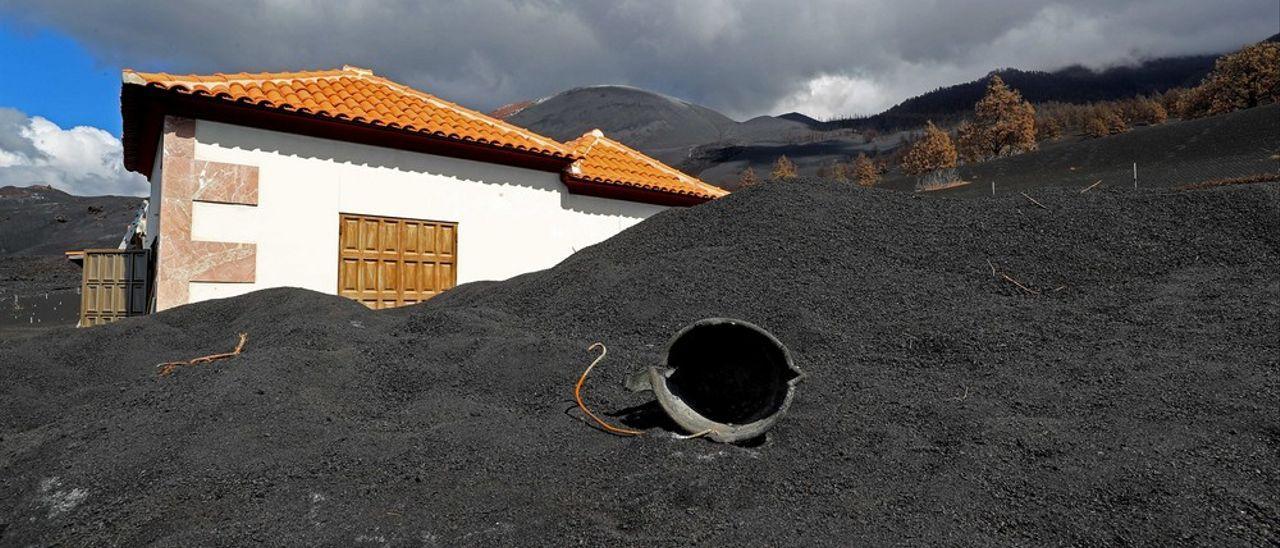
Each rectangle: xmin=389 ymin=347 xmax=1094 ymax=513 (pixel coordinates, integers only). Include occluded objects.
xmin=184 ymin=120 xmax=666 ymax=304
xmin=145 ymin=144 xmax=163 ymax=249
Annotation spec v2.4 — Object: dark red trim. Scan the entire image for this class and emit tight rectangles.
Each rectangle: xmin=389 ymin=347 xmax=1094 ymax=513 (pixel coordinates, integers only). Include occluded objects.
xmin=122 ymin=85 xmax=573 ymax=178
xmin=560 ymin=173 xmax=714 ymax=207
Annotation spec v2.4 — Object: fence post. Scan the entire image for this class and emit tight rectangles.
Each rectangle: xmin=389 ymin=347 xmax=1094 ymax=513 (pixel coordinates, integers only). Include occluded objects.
xmin=1133 ymin=162 xmax=1138 ymax=189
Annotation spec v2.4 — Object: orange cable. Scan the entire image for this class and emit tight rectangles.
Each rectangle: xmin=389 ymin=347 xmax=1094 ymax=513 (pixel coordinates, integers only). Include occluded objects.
xmin=574 ymin=342 xmax=644 ymax=437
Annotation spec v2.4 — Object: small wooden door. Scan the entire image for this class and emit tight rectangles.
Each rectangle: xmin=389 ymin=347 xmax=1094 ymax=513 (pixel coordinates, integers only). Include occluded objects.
xmin=338 ymin=213 xmax=457 ymax=309
xmin=80 ymin=249 xmax=150 ymax=326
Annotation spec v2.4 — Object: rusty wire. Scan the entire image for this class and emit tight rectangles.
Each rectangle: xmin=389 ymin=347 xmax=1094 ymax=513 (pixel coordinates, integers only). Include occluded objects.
xmin=157 ymin=333 xmax=248 ymax=377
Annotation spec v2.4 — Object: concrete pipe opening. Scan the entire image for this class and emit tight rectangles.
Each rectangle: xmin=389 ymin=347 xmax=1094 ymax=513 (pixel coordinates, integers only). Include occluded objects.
xmin=627 ymin=318 xmax=803 ymax=443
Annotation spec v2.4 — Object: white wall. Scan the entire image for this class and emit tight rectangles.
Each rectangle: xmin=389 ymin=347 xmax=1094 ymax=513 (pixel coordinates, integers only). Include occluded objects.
xmin=185 ymin=120 xmax=666 ymax=303
xmin=144 ymin=144 xmax=163 ymax=249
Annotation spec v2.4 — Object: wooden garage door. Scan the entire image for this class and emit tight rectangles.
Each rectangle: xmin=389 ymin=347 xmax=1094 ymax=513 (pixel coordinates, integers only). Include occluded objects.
xmin=338 ymin=213 xmax=457 ymax=309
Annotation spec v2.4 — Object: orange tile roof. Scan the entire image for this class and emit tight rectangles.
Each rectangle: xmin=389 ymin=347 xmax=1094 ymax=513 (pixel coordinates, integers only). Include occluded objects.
xmin=564 ymin=130 xmax=728 ymax=201
xmin=121 ymin=65 xmax=573 ymax=159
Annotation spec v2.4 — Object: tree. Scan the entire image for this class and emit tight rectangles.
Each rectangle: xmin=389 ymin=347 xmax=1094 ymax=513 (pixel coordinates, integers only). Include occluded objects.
xmin=816 ymin=160 xmax=848 ymax=182
xmin=1036 ymin=115 xmax=1062 ymax=141
xmin=1105 ymin=108 xmax=1128 ymax=134
xmin=955 ymin=121 xmax=984 ymax=163
xmin=960 ymin=75 xmax=1038 ymax=161
xmin=900 ymin=121 xmax=958 ymax=176
xmin=1159 ymin=88 xmax=1189 ymax=118
xmin=1180 ymin=42 xmax=1280 ymax=118
xmin=771 ymin=155 xmax=797 ymax=180
xmin=851 ymin=153 xmax=880 ymax=187
xmin=1084 ymin=115 xmax=1110 ymax=139
xmin=1084 ymin=107 xmax=1127 ymax=138
xmin=1148 ymin=101 xmax=1169 ymax=125
xmin=738 ymin=166 xmax=760 ymax=187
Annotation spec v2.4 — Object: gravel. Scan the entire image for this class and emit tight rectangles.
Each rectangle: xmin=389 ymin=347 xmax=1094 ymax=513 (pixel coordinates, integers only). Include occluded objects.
xmin=2 ymin=180 xmax=1278 ymax=546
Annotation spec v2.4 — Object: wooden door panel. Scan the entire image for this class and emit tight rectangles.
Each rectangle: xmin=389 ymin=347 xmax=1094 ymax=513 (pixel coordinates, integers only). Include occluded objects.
xmin=438 ymin=225 xmax=455 ymax=257
xmin=421 ymin=224 xmax=438 ymax=255
xmin=402 ymin=223 xmax=421 ymax=257
xmin=337 ymin=213 xmax=457 ymax=310
xmin=440 ymin=263 xmax=455 ymax=290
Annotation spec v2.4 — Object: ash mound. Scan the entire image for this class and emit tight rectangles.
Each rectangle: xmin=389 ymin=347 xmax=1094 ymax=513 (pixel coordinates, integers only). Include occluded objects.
xmin=2 ymin=181 xmax=1278 ymax=545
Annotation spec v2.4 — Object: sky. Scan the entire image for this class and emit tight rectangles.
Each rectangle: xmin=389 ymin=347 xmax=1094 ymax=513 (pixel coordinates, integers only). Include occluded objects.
xmin=0 ymin=0 xmax=1276 ymax=196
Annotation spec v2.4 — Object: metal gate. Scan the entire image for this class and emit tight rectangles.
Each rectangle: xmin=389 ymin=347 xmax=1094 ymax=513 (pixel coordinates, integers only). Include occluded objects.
xmin=79 ymin=249 xmax=150 ymax=326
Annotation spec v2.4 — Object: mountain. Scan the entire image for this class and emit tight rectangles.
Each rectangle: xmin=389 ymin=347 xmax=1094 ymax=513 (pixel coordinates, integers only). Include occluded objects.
xmin=488 ymin=99 xmax=534 ymax=119
xmin=0 ymin=185 xmax=143 ymax=256
xmin=499 ymin=85 xmax=814 ymax=168
xmin=493 ymin=38 xmax=1266 ymax=187
xmin=502 ymin=85 xmax=737 ymax=150
xmin=835 ymin=54 xmax=1219 ymax=131
xmin=495 ymin=85 xmax=914 ymax=186
xmin=777 ymin=112 xmax=823 ymax=128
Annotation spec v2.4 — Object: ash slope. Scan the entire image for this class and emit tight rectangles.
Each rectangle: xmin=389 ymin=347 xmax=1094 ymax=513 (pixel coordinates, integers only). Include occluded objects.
xmin=2 ymin=181 xmax=1278 ymax=546
xmin=881 ymin=103 xmax=1280 ymax=195
xmin=0 ymin=185 xmax=142 ymax=256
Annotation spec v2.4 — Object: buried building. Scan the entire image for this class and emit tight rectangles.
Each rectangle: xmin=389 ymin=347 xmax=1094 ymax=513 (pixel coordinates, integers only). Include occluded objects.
xmin=76 ymin=65 xmax=725 ymax=322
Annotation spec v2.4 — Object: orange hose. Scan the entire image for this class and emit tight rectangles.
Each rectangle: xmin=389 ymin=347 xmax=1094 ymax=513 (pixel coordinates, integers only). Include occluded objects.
xmin=574 ymin=343 xmax=644 ymax=437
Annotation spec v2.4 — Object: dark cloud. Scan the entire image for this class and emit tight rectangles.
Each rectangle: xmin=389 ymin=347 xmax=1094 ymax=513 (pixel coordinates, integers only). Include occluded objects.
xmin=1 ymin=0 xmax=1274 ymax=119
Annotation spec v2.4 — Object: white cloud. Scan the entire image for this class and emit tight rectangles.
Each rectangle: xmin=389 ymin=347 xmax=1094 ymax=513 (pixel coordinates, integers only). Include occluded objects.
xmin=0 ymin=107 xmax=147 ymax=196
xmin=769 ymin=74 xmax=892 ymax=121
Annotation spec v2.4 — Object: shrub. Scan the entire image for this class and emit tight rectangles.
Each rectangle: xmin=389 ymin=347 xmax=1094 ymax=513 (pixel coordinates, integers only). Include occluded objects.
xmin=852 ymin=154 xmax=880 ymax=187
xmin=1084 ymin=106 xmax=1127 ymax=138
xmin=915 ymin=169 xmax=963 ymax=192
xmin=1036 ymin=115 xmax=1063 ymax=142
xmin=1084 ymin=116 xmax=1110 ymax=138
xmin=771 ymin=155 xmax=798 ymax=181
xmin=901 ymin=121 xmax=958 ymax=176
xmin=817 ymin=160 xmax=850 ymax=182
xmin=738 ymin=166 xmax=760 ymax=187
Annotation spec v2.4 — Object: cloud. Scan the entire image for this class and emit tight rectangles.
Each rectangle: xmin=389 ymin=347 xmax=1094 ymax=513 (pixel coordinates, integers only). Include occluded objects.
xmin=0 ymin=107 xmax=147 ymax=196
xmin=0 ymin=0 xmax=1274 ymax=120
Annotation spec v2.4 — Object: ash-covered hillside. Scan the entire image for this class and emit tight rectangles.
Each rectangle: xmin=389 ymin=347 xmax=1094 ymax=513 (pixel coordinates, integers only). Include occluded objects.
xmin=3 ymin=180 xmax=1277 ymax=546
xmin=0 ymin=185 xmax=141 ymax=257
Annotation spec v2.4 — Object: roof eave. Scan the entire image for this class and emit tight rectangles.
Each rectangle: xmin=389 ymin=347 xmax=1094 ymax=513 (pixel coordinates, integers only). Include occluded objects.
xmin=121 ymin=84 xmax=576 ymax=179
xmin=560 ymin=173 xmax=716 ymax=207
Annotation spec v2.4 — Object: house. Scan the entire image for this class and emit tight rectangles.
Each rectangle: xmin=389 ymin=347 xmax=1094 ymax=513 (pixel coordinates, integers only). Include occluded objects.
xmin=106 ymin=65 xmax=726 ymax=316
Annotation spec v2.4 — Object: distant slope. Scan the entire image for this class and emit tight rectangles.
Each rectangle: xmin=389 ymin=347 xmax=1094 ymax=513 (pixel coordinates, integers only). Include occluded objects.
xmin=838 ymin=54 xmax=1218 ymax=130
xmin=501 ymin=85 xmax=814 ymax=169
xmin=878 ymin=104 xmax=1280 ymax=196
xmin=777 ymin=112 xmax=823 ymax=128
xmin=504 ymin=86 xmax=737 ymax=150
xmin=0 ymin=185 xmax=142 ymax=256
xmin=488 ymin=100 xmax=533 ymax=119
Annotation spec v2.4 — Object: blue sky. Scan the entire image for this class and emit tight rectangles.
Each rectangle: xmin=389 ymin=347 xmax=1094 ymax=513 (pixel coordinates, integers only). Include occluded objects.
xmin=0 ymin=21 xmax=123 ymax=134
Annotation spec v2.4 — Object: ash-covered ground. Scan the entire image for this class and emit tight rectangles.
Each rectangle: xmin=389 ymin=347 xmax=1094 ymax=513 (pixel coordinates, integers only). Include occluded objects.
xmin=2 ymin=180 xmax=1277 ymax=546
